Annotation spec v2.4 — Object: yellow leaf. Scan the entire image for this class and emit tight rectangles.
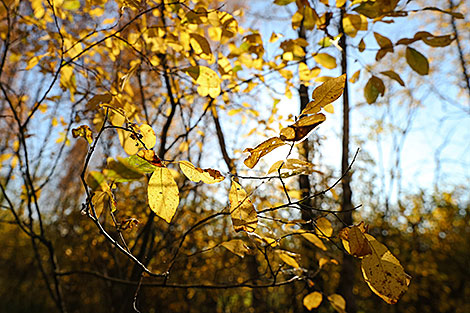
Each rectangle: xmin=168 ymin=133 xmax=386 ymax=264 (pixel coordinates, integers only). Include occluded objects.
xmin=229 ymin=180 xmax=257 ymax=232
xmin=148 ymin=167 xmax=180 ymax=223
xmin=302 ymin=74 xmax=346 ymax=115
xmin=267 ymin=159 xmax=314 ymax=175
xmin=184 ymin=66 xmax=221 ymax=98
xmin=137 ymin=150 xmax=162 ymax=167
xmin=300 ymin=231 xmax=327 ymax=251
xmin=278 ymin=250 xmax=300 ymax=268
xmin=118 ymin=124 xmax=156 ymax=155
xmin=316 ymin=217 xmax=333 ymax=238
xmin=221 ymin=239 xmax=250 ymax=258
xmin=190 ymin=33 xmax=213 ymax=60
xmin=406 ymin=47 xmax=429 ymax=75
xmin=279 ymin=113 xmax=326 ymax=142
xmin=72 ymin=125 xmax=93 ymax=144
xmin=314 ymin=53 xmax=337 ymax=69
xmin=364 ymin=76 xmax=385 ymax=104
xmin=303 ymin=291 xmax=323 ymax=310
xmin=323 ymin=103 xmax=334 ymax=113
xmin=327 ymin=294 xmax=346 ymax=313
xmin=361 ymin=234 xmax=411 ymax=304
xmin=179 ymin=160 xmax=225 ymax=184
xmin=349 ymin=70 xmax=360 ymax=84
xmin=243 ymin=137 xmax=286 ymax=169
xmin=339 ymin=223 xmax=372 ymax=257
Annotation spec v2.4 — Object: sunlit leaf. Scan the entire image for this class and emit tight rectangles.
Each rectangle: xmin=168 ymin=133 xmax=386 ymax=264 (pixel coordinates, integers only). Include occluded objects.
xmin=243 ymin=137 xmax=286 ymax=169
xmin=119 ymin=124 xmax=157 ymax=155
xmin=278 ymin=250 xmax=300 ymax=268
xmin=302 ymin=75 xmax=346 ymax=115
xmin=361 ymin=234 xmax=411 ymax=304
xmin=72 ymin=125 xmax=93 ymax=144
xmin=327 ymin=294 xmax=346 ymax=313
xmin=303 ymin=291 xmax=323 ymax=310
xmin=221 ymin=239 xmax=250 ymax=258
xmin=183 ymin=66 xmax=221 ymax=98
xmin=267 ymin=159 xmax=314 ymax=175
xmin=190 ymin=33 xmax=213 ymax=60
xmin=179 ymin=160 xmax=225 ymax=184
xmin=406 ymin=47 xmax=429 ymax=75
xmin=229 ymin=180 xmax=257 ymax=232
xmin=339 ymin=223 xmax=372 ymax=257
xmin=137 ymin=150 xmax=163 ymax=167
xmin=300 ymin=231 xmax=327 ymax=251
xmin=148 ymin=167 xmax=180 ymax=223
xmin=280 ymin=114 xmax=326 ymax=142
xmin=316 ymin=217 xmax=333 ymax=238
xmin=314 ymin=53 xmax=337 ymax=69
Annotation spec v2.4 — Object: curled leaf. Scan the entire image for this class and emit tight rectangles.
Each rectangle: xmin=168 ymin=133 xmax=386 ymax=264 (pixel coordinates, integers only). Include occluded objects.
xmin=179 ymin=160 xmax=224 ymax=184
xmin=380 ymin=70 xmax=405 ymax=87
xmin=243 ymin=137 xmax=286 ymax=169
xmin=137 ymin=150 xmax=162 ymax=167
xmin=339 ymin=223 xmax=372 ymax=257
xmin=148 ymin=167 xmax=180 ymax=223
xmin=229 ymin=180 xmax=257 ymax=232
xmin=279 ymin=113 xmax=326 ymax=142
xmin=267 ymin=159 xmax=314 ymax=175
xmin=72 ymin=125 xmax=93 ymax=144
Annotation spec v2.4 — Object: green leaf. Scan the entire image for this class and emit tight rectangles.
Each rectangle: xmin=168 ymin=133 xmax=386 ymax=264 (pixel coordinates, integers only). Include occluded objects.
xmin=364 ymin=76 xmax=385 ymax=104
xmin=406 ymin=47 xmax=429 ymax=75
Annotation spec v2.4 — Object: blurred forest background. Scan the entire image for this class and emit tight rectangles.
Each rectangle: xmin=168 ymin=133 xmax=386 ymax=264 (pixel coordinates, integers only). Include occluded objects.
xmin=0 ymin=0 xmax=469 ymax=312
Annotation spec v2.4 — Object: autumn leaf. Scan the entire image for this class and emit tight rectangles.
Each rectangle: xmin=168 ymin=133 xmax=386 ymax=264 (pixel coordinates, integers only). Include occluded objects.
xmin=299 ymin=230 xmax=327 ymax=251
xmin=221 ymin=239 xmax=250 ymax=258
xmin=243 ymin=137 xmax=286 ymax=168
xmin=302 ymin=74 xmax=346 ymax=115
xmin=72 ymin=125 xmax=93 ymax=144
xmin=277 ymin=250 xmax=300 ymax=268
xmin=183 ymin=65 xmax=221 ymax=98
xmin=104 ymin=157 xmax=144 ymax=183
xmin=118 ymin=124 xmax=157 ymax=155
xmin=315 ymin=217 xmax=333 ymax=238
xmin=148 ymin=167 xmax=180 ymax=223
xmin=328 ymin=294 xmax=346 ymax=313
xmin=303 ymin=291 xmax=323 ymax=310
xmin=314 ymin=53 xmax=337 ymax=69
xmin=137 ymin=150 xmax=162 ymax=167
xmin=406 ymin=47 xmax=429 ymax=75
xmin=361 ymin=234 xmax=411 ymax=304
xmin=229 ymin=180 xmax=257 ymax=232
xmin=339 ymin=223 xmax=372 ymax=257
xmin=179 ymin=160 xmax=224 ymax=184
xmin=279 ymin=113 xmax=326 ymax=142
xmin=267 ymin=158 xmax=315 ymax=175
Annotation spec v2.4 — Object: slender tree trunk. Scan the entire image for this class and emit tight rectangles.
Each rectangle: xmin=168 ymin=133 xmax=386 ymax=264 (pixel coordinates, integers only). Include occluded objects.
xmin=338 ymin=5 xmax=357 ymax=313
